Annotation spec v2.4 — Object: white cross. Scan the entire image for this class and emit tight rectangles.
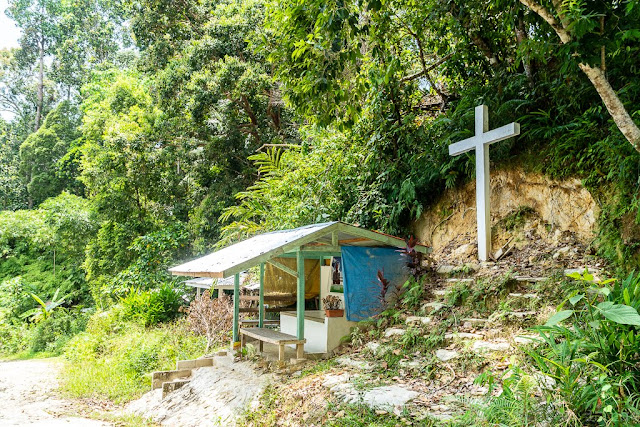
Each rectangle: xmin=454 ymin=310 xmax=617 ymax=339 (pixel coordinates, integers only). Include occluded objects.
xmin=448 ymin=105 xmax=520 ymax=261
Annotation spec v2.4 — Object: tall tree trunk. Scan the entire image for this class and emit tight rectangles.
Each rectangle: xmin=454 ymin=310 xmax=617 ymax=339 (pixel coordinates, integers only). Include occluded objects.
xmin=34 ymin=36 xmax=44 ymax=132
xmin=579 ymin=63 xmax=640 ymax=151
xmin=519 ymin=0 xmax=640 ymax=152
xmin=515 ymin=16 xmax=534 ymax=87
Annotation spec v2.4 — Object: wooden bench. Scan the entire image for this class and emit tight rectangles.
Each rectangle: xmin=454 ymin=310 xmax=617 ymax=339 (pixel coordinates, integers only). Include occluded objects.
xmin=240 ymin=327 xmax=305 ymax=361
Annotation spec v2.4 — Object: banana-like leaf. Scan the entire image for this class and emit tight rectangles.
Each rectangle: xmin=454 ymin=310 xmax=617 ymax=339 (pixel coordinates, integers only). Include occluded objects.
xmin=30 ymin=293 xmax=46 ymax=309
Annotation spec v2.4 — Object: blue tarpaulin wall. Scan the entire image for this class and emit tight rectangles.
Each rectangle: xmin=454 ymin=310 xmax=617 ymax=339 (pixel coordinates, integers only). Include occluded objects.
xmin=342 ymin=246 xmax=410 ymax=321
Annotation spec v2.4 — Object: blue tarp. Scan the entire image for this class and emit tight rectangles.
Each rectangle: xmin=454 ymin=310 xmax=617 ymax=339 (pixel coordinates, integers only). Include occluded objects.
xmin=342 ymin=246 xmax=410 ymax=321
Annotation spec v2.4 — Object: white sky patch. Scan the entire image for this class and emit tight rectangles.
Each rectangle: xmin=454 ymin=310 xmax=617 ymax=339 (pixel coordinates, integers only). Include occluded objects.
xmin=0 ymin=0 xmax=21 ymax=50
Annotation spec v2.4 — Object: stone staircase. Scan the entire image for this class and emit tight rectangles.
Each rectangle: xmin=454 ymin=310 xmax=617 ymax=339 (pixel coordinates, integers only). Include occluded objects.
xmin=320 ymin=262 xmax=606 ymax=420
xmin=151 ymin=355 xmax=224 ymax=398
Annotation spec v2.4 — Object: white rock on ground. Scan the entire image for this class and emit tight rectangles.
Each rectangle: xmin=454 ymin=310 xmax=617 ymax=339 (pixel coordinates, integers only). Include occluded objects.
xmin=452 ymin=244 xmax=474 ymax=259
xmin=445 ymin=332 xmax=483 ymax=340
xmin=422 ymin=302 xmax=446 ymax=313
xmin=336 ymin=357 xmax=374 ymax=371
xmin=361 ymin=386 xmax=419 ymax=410
xmin=126 ymin=357 xmax=271 ymax=427
xmin=398 ymin=359 xmax=422 ymax=369
xmin=405 ymin=316 xmax=432 ymax=325
xmin=436 ymin=265 xmax=456 ymax=274
xmin=461 ymin=317 xmax=488 ymax=326
xmin=435 ymin=349 xmax=459 ymax=362
xmin=322 ymin=373 xmax=353 ymax=388
xmin=365 ymin=342 xmax=391 ymax=357
xmin=472 ymin=341 xmax=510 ymax=352
xmin=514 ymin=335 xmax=539 ymax=345
xmin=384 ymin=328 xmax=406 ymax=338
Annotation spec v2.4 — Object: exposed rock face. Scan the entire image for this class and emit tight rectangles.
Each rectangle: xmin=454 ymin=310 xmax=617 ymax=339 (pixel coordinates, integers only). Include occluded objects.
xmin=414 ymin=167 xmax=598 ymax=255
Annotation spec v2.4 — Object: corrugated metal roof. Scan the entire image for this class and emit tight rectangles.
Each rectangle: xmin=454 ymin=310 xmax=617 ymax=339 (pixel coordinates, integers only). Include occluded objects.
xmin=170 ymin=221 xmax=428 ymax=278
xmin=184 ymin=273 xmax=253 ymax=289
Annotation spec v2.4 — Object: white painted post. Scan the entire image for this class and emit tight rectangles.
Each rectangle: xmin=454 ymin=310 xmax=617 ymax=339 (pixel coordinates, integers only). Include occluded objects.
xmin=448 ymin=105 xmax=520 ymax=261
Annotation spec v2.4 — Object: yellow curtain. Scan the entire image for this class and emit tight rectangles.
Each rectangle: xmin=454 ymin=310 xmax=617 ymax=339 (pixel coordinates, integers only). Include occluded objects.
xmin=264 ymin=257 xmax=320 ymax=300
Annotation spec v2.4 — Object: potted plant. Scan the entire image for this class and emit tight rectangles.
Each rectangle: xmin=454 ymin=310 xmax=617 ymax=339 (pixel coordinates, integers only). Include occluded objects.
xmin=322 ymin=295 xmax=344 ymax=317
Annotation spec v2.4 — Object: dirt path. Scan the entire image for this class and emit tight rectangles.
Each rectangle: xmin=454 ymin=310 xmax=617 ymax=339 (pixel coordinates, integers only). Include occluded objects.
xmin=0 ymin=358 xmax=110 ymax=426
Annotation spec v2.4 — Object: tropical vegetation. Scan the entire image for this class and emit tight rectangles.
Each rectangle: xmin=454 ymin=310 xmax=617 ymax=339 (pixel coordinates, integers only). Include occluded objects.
xmin=1 ymin=0 xmax=640 ymax=424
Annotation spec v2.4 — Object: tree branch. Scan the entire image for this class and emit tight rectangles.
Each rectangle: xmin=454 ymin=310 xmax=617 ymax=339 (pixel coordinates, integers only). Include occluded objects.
xmin=400 ymin=53 xmax=453 ymax=83
xmin=518 ymin=0 xmax=571 ymax=43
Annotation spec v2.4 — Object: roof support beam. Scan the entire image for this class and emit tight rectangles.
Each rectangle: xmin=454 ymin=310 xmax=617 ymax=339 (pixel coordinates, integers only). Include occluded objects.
xmin=259 ymin=263 xmax=265 ymax=328
xmin=296 ymin=251 xmax=305 ymax=341
xmin=299 ymin=245 xmax=341 ymax=253
xmin=266 ymin=259 xmax=298 ymax=278
xmin=232 ymin=273 xmax=240 ymax=345
xmin=336 ymin=223 xmax=428 ymax=253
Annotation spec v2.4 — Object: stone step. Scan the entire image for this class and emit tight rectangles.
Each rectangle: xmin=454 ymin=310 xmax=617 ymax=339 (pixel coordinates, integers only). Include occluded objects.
xmin=461 ymin=318 xmax=489 ymax=326
xmin=472 ymin=340 xmax=510 ymax=352
xmin=445 ymin=278 xmax=474 ymax=285
xmin=508 ymin=292 xmax=540 ymax=299
xmin=162 ymin=379 xmax=191 ymax=398
xmin=506 ymin=311 xmax=537 ymax=318
xmin=405 ymin=316 xmax=432 ymax=326
xmin=432 ymin=289 xmax=447 ymax=297
xmin=384 ymin=327 xmax=406 ymax=338
xmin=514 ymin=335 xmax=539 ymax=345
xmin=445 ymin=332 xmax=484 ymax=340
xmin=436 ymin=265 xmax=457 ymax=275
xmin=151 ymin=369 xmax=192 ymax=390
xmin=422 ymin=302 xmax=446 ymax=314
xmin=435 ymin=349 xmax=459 ymax=362
xmin=176 ymin=357 xmax=214 ymax=370
xmin=514 ymin=276 xmax=548 ymax=283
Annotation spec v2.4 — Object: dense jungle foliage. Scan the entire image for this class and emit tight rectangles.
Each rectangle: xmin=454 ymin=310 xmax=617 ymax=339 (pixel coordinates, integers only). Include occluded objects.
xmin=1 ymin=0 xmax=640 ymax=423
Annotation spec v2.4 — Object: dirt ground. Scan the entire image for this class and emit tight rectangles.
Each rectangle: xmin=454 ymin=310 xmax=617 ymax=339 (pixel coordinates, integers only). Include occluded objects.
xmin=0 ymin=358 xmax=110 ymax=427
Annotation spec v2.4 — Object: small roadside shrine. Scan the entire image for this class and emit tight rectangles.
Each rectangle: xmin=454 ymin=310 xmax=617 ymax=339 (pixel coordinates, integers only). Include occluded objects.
xmin=169 ymin=222 xmax=429 ymax=360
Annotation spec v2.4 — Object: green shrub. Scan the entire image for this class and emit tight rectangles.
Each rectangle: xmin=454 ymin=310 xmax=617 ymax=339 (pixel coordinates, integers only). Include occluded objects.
xmin=0 ymin=318 xmax=31 ymax=355
xmin=30 ymin=308 xmax=89 ymax=354
xmin=120 ymin=284 xmax=185 ymax=326
xmin=525 ymin=271 xmax=640 ymax=425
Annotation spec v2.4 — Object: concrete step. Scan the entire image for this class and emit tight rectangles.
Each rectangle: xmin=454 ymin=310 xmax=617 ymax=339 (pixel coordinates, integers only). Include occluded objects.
xmin=152 ymin=369 xmax=192 ymax=390
xmin=162 ymin=379 xmax=191 ymax=398
xmin=176 ymin=357 xmax=214 ymax=370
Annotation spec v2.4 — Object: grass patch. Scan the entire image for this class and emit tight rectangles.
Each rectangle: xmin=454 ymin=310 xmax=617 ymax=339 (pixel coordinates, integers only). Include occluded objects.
xmin=299 ymin=358 xmax=337 ymax=377
xmin=64 ymin=359 xmax=148 ymax=403
xmin=61 ymin=307 xmax=206 ymax=404
xmin=324 ymin=402 xmax=431 ymax=426
xmin=85 ymin=410 xmax=159 ymax=426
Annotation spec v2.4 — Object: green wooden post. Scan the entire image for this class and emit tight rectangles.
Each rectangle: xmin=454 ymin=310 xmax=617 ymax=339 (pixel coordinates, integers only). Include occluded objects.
xmin=296 ymin=250 xmax=305 ymax=340
xmin=259 ymin=263 xmax=265 ymax=328
xmin=233 ymin=273 xmax=240 ymax=344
